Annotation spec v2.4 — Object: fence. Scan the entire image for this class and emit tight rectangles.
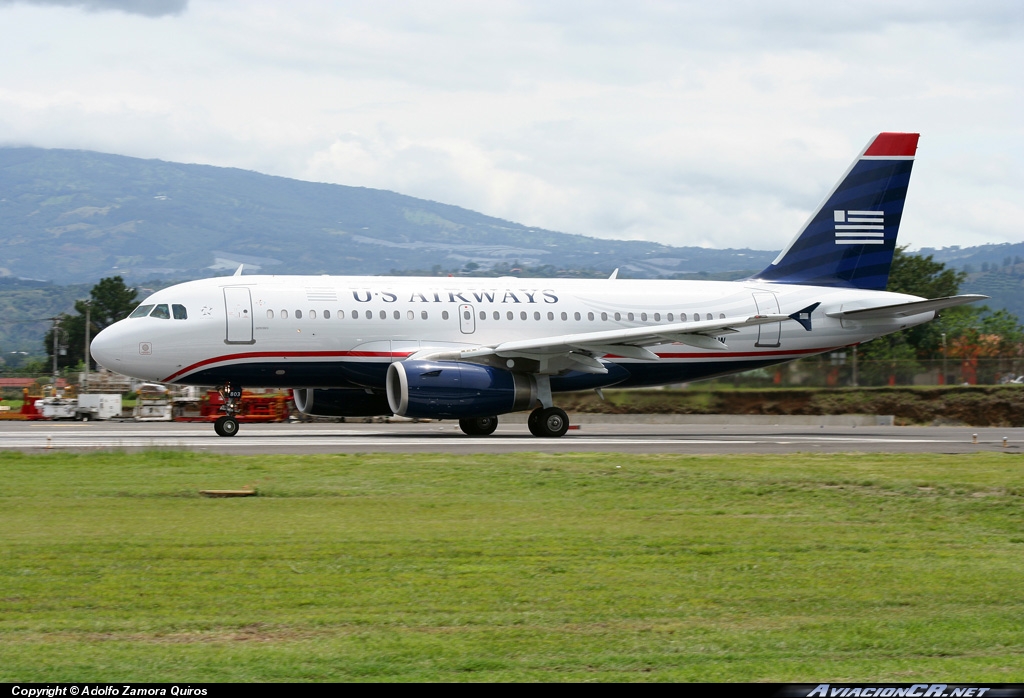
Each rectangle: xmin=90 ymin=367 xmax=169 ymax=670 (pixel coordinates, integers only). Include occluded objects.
xmin=708 ymin=355 xmax=1024 ymax=389
xmin=5 ymin=356 xmax=1024 ymax=398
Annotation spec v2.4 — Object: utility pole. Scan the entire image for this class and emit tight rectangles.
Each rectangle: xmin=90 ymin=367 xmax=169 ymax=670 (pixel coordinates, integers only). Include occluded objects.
xmin=851 ymin=344 xmax=859 ymax=387
xmin=51 ymin=316 xmax=60 ymax=395
xmin=83 ymin=301 xmax=92 ymax=392
xmin=941 ymin=333 xmax=947 ymax=386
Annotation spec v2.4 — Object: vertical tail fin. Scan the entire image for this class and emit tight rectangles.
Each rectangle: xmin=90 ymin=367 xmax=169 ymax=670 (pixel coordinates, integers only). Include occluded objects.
xmin=754 ymin=132 xmax=919 ymax=291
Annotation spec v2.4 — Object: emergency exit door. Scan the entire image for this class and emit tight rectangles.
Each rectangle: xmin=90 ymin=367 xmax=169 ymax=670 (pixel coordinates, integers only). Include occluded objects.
xmin=752 ymin=291 xmax=781 ymax=347
xmin=224 ymin=287 xmax=254 ymax=344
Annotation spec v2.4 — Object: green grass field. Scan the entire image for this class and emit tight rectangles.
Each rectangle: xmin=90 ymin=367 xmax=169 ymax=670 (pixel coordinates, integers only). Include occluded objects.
xmin=2 ymin=450 xmax=1023 ymax=682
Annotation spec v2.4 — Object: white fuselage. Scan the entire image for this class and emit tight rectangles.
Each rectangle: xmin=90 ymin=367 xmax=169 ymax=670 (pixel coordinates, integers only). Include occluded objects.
xmin=90 ymin=274 xmax=929 ymax=390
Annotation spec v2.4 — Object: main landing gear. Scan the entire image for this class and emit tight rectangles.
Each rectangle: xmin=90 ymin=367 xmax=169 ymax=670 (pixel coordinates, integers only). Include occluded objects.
xmin=457 ymin=407 xmax=571 ymax=438
xmin=214 ymin=383 xmax=242 ymax=437
xmin=528 ymin=406 xmax=570 ymax=438
xmin=459 ymin=415 xmax=499 ymax=436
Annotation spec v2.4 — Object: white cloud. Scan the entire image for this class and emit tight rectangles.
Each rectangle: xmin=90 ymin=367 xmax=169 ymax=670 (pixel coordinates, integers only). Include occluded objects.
xmin=0 ymin=0 xmax=1021 ymax=253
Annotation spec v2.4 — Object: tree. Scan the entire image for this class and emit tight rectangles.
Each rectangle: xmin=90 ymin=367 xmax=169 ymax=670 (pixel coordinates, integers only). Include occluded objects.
xmin=855 ymin=248 xmax=1024 ymax=384
xmin=44 ymin=276 xmax=138 ymax=371
xmin=857 ymin=247 xmax=966 ymax=369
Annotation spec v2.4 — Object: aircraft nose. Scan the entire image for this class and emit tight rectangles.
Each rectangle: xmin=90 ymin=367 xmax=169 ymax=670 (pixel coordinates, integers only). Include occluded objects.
xmin=90 ymin=324 xmax=122 ymax=369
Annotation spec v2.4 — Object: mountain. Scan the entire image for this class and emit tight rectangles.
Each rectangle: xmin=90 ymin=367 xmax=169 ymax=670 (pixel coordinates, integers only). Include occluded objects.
xmin=0 ymin=147 xmax=775 ymax=283
xmin=0 ymin=146 xmax=1019 ymax=355
xmin=916 ymin=244 xmax=1024 ymax=321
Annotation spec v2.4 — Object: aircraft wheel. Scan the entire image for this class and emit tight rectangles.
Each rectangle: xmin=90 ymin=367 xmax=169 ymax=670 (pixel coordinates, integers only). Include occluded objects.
xmin=527 ymin=408 xmax=544 ymax=436
xmin=459 ymin=415 xmax=498 ymax=436
xmin=214 ymin=416 xmax=239 ymax=437
xmin=535 ymin=407 xmax=569 ymax=438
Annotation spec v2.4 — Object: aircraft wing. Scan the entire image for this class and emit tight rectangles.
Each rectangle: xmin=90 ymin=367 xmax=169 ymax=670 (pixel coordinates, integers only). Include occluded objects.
xmin=460 ymin=311 xmax=796 ymax=362
xmin=825 ymin=294 xmax=988 ymax=320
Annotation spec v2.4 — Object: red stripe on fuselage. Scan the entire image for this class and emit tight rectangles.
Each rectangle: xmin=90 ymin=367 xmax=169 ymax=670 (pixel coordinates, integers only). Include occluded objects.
xmin=162 ymin=350 xmax=412 ymax=382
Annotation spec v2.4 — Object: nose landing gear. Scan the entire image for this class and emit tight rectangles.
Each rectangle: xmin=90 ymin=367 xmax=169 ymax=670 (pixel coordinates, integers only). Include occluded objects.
xmin=214 ymin=384 xmax=242 ymax=437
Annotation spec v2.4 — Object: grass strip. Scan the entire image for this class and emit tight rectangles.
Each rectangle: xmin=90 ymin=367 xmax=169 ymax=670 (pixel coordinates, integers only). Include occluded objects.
xmin=1 ymin=450 xmax=1023 ymax=682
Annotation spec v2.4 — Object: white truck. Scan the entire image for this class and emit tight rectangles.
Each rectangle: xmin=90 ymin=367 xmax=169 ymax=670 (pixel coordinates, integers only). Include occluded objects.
xmin=35 ymin=393 xmax=122 ymax=421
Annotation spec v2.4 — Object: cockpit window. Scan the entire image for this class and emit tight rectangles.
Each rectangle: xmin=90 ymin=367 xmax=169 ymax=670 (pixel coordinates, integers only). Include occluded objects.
xmin=129 ymin=304 xmax=154 ymax=318
xmin=172 ymin=304 xmax=187 ymax=320
xmin=150 ymin=304 xmax=171 ymax=319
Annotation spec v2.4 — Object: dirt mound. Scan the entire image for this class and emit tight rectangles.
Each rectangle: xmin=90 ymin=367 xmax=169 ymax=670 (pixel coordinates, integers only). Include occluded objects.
xmin=559 ymin=386 xmax=1024 ymax=427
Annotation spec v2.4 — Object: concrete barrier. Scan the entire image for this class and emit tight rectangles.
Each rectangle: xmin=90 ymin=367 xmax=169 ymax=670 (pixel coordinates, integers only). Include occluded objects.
xmin=497 ymin=413 xmax=895 ymax=426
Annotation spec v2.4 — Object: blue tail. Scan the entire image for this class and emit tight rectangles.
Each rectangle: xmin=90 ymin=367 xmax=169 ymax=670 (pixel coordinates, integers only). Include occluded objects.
xmin=753 ymin=132 xmax=919 ymax=291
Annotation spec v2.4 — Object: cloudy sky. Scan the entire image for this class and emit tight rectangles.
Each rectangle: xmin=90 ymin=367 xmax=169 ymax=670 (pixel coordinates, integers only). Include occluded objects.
xmin=0 ymin=0 xmax=1021 ymax=252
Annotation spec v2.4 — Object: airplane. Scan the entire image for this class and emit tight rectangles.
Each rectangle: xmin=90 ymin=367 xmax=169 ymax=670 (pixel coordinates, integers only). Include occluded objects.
xmin=89 ymin=132 xmax=986 ymax=438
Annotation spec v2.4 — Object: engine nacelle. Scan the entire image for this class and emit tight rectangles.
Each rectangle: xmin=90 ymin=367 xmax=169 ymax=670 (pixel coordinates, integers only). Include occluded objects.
xmin=386 ymin=360 xmax=537 ymax=419
xmin=292 ymin=388 xmax=392 ymax=417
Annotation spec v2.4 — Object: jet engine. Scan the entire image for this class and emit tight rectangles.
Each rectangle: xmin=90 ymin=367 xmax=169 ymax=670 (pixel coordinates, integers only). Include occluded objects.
xmin=386 ymin=360 xmax=537 ymax=419
xmin=292 ymin=388 xmax=393 ymax=417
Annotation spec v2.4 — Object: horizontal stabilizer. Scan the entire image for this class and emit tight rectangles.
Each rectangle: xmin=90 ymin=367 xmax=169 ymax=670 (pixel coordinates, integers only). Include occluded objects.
xmin=826 ymin=294 xmax=988 ymax=320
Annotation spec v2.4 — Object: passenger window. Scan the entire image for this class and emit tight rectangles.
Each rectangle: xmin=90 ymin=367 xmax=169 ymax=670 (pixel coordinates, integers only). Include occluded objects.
xmin=547 ymin=312 xmax=554 ymax=321
xmin=421 ymin=310 xmax=428 ymax=320
xmin=719 ymin=313 xmax=725 ymax=319
xmin=464 ymin=310 xmax=471 ymax=320
xmin=507 ymin=311 xmax=514 ymax=320
xmin=667 ymin=313 xmax=674 ymax=321
xmin=365 ymin=310 xmax=373 ymax=319
xmin=534 ymin=311 xmax=541 ymax=321
xmin=680 ymin=313 xmax=687 ymax=321
xmin=520 ymin=311 xmax=527 ymax=321
xmin=130 ymin=305 xmax=154 ymax=318
xmin=295 ymin=310 xmax=302 ymax=319
xmin=614 ymin=312 xmax=621 ymax=321
xmin=172 ymin=304 xmax=187 ymax=320
xmin=442 ymin=311 xmax=449 ymax=320
xmin=309 ymin=310 xmax=316 ymax=319
xmin=480 ymin=311 xmax=486 ymax=320
xmin=150 ymin=304 xmax=170 ymax=319
xmin=380 ymin=310 xmax=387 ymax=320
xmin=267 ymin=309 xmax=274 ymax=319
xmin=281 ymin=309 xmax=289 ymax=319
xmin=641 ymin=312 xmax=648 ymax=321
xmin=408 ymin=310 xmax=414 ymax=320
xmin=493 ymin=311 xmax=500 ymax=320
xmin=394 ymin=310 xmax=400 ymax=320
xmin=601 ymin=312 xmax=608 ymax=321
xmin=324 ymin=310 xmax=331 ymax=319
xmin=587 ymin=312 xmax=594 ymax=321
xmin=338 ymin=310 xmax=345 ymax=319
xmin=707 ymin=313 xmax=713 ymax=321
xmin=627 ymin=312 xmax=634 ymax=321
xmin=653 ymin=312 xmax=660 ymax=322
xmin=574 ymin=312 xmax=581 ymax=321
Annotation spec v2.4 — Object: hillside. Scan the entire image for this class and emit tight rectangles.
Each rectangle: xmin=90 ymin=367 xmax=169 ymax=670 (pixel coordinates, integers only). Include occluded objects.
xmin=0 ymin=147 xmax=774 ymax=284
xmin=0 ymin=146 xmax=1019 ymax=355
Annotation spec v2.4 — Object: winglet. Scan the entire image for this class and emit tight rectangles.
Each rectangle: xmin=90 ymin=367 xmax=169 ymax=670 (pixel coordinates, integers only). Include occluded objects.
xmin=608 ymin=268 xmax=619 ymax=280
xmin=788 ymin=302 xmax=820 ymax=331
xmin=233 ymin=264 xmax=244 ymax=277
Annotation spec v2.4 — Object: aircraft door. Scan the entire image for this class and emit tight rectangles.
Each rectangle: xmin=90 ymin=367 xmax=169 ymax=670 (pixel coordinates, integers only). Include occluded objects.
xmin=224 ymin=287 xmax=255 ymax=344
xmin=752 ymin=292 xmax=781 ymax=347
xmin=458 ymin=304 xmax=475 ymax=334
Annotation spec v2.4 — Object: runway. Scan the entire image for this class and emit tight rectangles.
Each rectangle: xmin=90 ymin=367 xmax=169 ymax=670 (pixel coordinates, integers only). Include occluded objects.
xmin=1 ymin=420 xmax=1020 ymax=454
